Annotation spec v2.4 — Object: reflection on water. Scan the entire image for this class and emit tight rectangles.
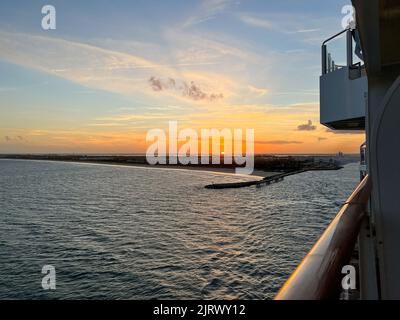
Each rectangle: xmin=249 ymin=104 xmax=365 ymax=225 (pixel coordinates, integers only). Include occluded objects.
xmin=0 ymin=159 xmax=359 ymax=299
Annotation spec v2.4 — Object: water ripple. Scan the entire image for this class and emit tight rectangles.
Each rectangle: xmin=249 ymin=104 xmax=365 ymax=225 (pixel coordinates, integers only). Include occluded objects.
xmin=0 ymin=159 xmax=359 ymax=299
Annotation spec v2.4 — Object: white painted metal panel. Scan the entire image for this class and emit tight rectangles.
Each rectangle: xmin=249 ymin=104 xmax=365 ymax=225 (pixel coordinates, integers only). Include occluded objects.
xmin=320 ymin=67 xmax=367 ymax=129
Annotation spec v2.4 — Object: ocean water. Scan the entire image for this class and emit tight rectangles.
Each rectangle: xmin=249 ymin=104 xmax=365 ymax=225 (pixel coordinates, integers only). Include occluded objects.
xmin=0 ymin=159 xmax=360 ymax=299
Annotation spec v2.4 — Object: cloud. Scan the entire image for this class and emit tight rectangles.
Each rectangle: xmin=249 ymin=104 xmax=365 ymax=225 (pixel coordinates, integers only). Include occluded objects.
xmin=295 ymin=28 xmax=320 ymax=33
xmin=269 ymin=90 xmax=318 ymax=97
xmin=148 ymin=77 xmax=165 ymax=91
xmin=317 ymin=137 xmax=327 ymax=142
xmin=248 ymin=85 xmax=268 ymax=97
xmin=256 ymin=140 xmax=303 ymax=145
xmin=0 ymin=31 xmax=229 ymax=101
xmin=165 ymin=28 xmax=260 ymax=64
xmin=0 ymin=31 xmax=245 ymax=104
xmin=3 ymin=135 xmax=25 ymax=142
xmin=148 ymin=77 xmax=224 ymax=101
xmin=183 ymin=82 xmax=224 ymax=101
xmin=325 ymin=128 xmax=365 ymax=135
xmin=183 ymin=0 xmax=235 ymax=27
xmin=239 ymin=15 xmax=276 ymax=31
xmin=297 ymin=120 xmax=316 ymax=131
xmin=238 ymin=13 xmax=325 ymax=36
xmin=0 ymin=31 xmax=174 ymax=98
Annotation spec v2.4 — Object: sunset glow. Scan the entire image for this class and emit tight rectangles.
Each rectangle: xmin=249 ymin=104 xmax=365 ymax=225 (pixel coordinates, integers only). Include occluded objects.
xmin=0 ymin=0 xmax=364 ymax=154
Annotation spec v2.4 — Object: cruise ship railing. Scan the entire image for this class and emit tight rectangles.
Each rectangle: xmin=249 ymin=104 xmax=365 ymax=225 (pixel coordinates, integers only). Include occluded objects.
xmin=322 ymin=28 xmax=364 ymax=75
xmin=275 ymin=174 xmax=371 ymax=300
xmin=322 ymin=29 xmax=348 ymax=74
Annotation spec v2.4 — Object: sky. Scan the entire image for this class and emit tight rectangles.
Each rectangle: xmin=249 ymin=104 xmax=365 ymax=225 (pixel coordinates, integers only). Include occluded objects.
xmin=0 ymin=0 xmax=364 ymax=154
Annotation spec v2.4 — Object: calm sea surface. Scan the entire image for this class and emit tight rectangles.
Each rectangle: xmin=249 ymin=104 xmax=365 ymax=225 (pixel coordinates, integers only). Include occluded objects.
xmin=0 ymin=159 xmax=359 ymax=299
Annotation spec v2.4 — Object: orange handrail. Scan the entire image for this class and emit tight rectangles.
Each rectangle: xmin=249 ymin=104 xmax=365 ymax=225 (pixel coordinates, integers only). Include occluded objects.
xmin=275 ymin=175 xmax=371 ymax=300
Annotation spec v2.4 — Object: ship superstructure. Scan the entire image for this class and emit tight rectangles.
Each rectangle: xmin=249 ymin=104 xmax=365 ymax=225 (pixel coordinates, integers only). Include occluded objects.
xmin=276 ymin=0 xmax=400 ymax=300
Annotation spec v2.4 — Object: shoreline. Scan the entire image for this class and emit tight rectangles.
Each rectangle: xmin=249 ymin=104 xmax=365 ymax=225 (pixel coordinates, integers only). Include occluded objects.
xmin=0 ymin=153 xmax=349 ymax=180
xmin=0 ymin=158 xmax=276 ymax=178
